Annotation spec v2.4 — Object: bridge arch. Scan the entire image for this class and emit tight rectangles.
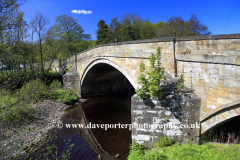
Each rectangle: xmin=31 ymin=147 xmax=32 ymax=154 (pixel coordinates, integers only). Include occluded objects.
xmin=201 ymin=100 xmax=240 ymax=134
xmin=80 ymin=58 xmax=137 ymax=88
xmin=80 ymin=58 xmax=136 ymax=96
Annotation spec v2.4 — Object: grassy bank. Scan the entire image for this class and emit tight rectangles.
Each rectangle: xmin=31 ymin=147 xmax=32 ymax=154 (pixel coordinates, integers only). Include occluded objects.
xmin=0 ymin=71 xmax=78 ymax=124
xmin=0 ymin=71 xmax=77 ymax=159
xmin=128 ymin=142 xmax=240 ymax=160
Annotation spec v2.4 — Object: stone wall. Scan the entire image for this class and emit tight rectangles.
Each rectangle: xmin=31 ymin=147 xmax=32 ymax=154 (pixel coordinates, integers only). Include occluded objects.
xmin=174 ymin=35 xmax=240 ymax=133
xmin=60 ymin=33 xmax=240 ymax=134
xmin=131 ymin=73 xmax=201 ymax=147
xmin=177 ymin=61 xmax=240 ymax=120
xmin=32 ymin=59 xmax=61 ymax=72
xmin=75 ymin=39 xmax=175 ymax=89
xmin=62 ymin=69 xmax=81 ymax=97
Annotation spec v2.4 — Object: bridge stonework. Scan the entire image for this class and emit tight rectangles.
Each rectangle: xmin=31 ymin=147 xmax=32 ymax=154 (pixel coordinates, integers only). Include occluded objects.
xmin=57 ymin=34 xmax=240 ymax=144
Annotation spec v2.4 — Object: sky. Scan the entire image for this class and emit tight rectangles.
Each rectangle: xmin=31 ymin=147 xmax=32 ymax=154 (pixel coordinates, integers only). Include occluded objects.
xmin=19 ymin=0 xmax=240 ymax=41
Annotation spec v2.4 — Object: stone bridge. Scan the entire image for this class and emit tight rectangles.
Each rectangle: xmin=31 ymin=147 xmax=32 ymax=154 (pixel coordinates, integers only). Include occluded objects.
xmin=51 ymin=34 xmax=240 ymax=146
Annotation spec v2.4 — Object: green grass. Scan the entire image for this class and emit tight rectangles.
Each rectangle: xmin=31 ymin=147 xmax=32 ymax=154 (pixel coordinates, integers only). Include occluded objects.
xmin=0 ymin=70 xmax=76 ymax=159
xmin=0 ymin=78 xmax=78 ymax=124
xmin=128 ymin=142 xmax=240 ymax=160
xmin=156 ymin=136 xmax=172 ymax=148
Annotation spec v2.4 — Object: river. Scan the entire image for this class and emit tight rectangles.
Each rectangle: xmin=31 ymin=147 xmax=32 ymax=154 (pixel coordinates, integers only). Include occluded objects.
xmin=43 ymin=91 xmax=135 ymax=160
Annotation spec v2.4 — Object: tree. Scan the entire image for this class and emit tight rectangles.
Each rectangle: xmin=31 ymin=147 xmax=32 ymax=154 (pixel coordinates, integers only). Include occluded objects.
xmin=166 ymin=16 xmax=185 ymax=37
xmin=30 ymin=11 xmax=49 ymax=79
xmin=121 ymin=13 xmax=142 ymax=26
xmin=185 ymin=14 xmax=211 ymax=36
xmin=11 ymin=11 xmax=29 ymax=70
xmin=0 ymin=0 xmax=26 ymax=37
xmin=43 ymin=28 xmax=63 ymax=61
xmin=119 ymin=13 xmax=143 ymax=41
xmin=153 ymin=21 xmax=166 ymax=38
xmin=0 ymin=0 xmax=27 ymax=69
xmin=132 ymin=19 xmax=143 ymax=40
xmin=109 ymin=17 xmax=121 ymax=42
xmin=96 ymin=20 xmax=112 ymax=44
xmin=51 ymin=14 xmax=90 ymax=55
xmin=118 ymin=23 xmax=135 ymax=41
xmin=139 ymin=20 xmax=155 ymax=39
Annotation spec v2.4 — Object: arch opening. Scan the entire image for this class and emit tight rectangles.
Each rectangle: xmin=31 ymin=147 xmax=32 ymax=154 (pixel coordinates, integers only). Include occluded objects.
xmin=201 ymin=115 xmax=240 ymax=144
xmin=80 ymin=63 xmax=135 ymax=158
xmin=81 ymin=63 xmax=135 ymax=97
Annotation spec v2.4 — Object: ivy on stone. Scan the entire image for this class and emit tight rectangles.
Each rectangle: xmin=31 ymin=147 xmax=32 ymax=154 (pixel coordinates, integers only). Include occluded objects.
xmin=135 ymin=47 xmax=166 ymax=99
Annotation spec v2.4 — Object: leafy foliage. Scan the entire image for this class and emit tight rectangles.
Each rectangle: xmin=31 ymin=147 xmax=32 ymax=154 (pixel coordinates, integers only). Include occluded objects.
xmin=185 ymin=14 xmax=211 ymax=36
xmin=0 ymin=72 xmax=78 ymax=124
xmin=48 ymin=89 xmax=78 ymax=104
xmin=96 ymin=20 xmax=112 ymax=44
xmin=127 ymin=143 xmax=145 ymax=160
xmin=49 ymin=79 xmax=62 ymax=90
xmin=176 ymin=74 xmax=185 ymax=92
xmin=128 ymin=142 xmax=240 ymax=160
xmin=51 ymin=14 xmax=91 ymax=55
xmin=96 ymin=13 xmax=211 ymax=44
xmin=0 ymin=78 xmax=46 ymax=123
xmin=135 ymin=48 xmax=166 ymax=99
xmin=156 ymin=136 xmax=172 ymax=148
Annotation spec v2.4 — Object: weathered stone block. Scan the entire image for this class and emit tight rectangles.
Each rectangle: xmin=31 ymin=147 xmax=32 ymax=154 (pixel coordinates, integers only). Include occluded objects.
xmin=228 ymin=93 xmax=240 ymax=100
xmin=62 ymin=69 xmax=81 ymax=97
xmin=208 ymin=88 xmax=228 ymax=98
xmin=201 ymin=105 xmax=213 ymax=113
xmin=216 ymin=97 xmax=232 ymax=104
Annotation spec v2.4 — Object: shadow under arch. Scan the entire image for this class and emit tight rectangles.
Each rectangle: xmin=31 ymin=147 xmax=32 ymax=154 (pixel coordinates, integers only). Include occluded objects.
xmin=200 ymin=100 xmax=240 ymax=143
xmin=79 ymin=58 xmax=136 ymax=158
xmin=80 ymin=58 xmax=137 ymax=89
xmin=80 ymin=58 xmax=135 ymax=97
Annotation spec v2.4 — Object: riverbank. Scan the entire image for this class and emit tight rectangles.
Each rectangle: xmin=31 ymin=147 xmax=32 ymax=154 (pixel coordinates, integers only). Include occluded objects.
xmin=128 ymin=141 xmax=240 ymax=160
xmin=0 ymin=100 xmax=70 ymax=159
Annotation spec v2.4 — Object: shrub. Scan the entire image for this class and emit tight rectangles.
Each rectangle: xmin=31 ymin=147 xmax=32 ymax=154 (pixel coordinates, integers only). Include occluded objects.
xmin=17 ymin=78 xmax=47 ymax=102
xmin=1 ymin=104 xmax=35 ymax=123
xmin=128 ymin=143 xmax=145 ymax=160
xmin=0 ymin=92 xmax=35 ymax=123
xmin=0 ymin=77 xmax=78 ymax=123
xmin=144 ymin=148 xmax=167 ymax=160
xmin=127 ymin=141 xmax=240 ymax=160
xmin=49 ymin=80 xmax=62 ymax=90
xmin=58 ymin=90 xmax=78 ymax=104
xmin=48 ymin=70 xmax=61 ymax=77
xmin=47 ymin=89 xmax=78 ymax=104
xmin=156 ymin=136 xmax=172 ymax=148
xmin=0 ymin=90 xmax=17 ymax=107
xmin=135 ymin=48 xmax=166 ymax=99
xmin=0 ymin=79 xmax=47 ymax=123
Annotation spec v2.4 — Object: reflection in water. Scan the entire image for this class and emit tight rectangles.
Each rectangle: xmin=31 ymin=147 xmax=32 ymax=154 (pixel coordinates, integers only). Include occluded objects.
xmin=82 ymin=91 xmax=135 ymax=159
xmin=60 ymin=105 xmax=100 ymax=160
xmin=34 ymin=91 xmax=134 ymax=160
xmin=29 ymin=104 xmax=99 ymax=160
